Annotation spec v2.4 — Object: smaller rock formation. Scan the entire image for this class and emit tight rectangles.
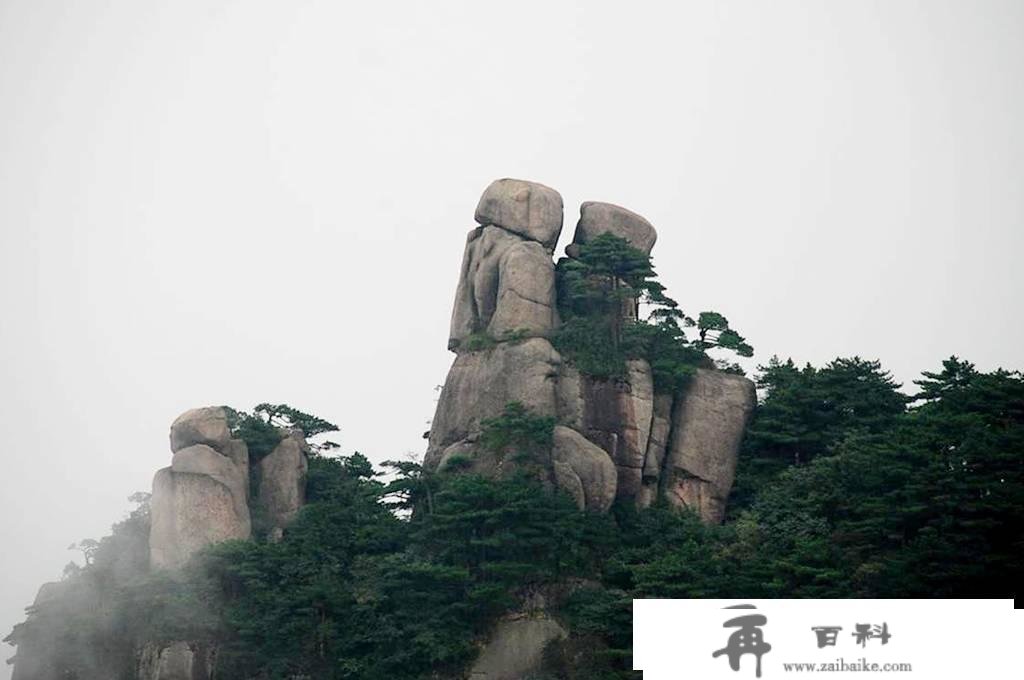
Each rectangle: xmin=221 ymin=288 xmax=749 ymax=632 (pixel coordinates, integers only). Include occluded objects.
xmin=150 ymin=407 xmax=251 ymax=571
xmin=142 ymin=407 xmax=312 ymax=680
xmin=254 ymin=430 xmax=309 ymax=540
xmin=659 ymin=369 xmax=757 ymax=523
xmin=567 ymin=201 xmax=658 ymax=256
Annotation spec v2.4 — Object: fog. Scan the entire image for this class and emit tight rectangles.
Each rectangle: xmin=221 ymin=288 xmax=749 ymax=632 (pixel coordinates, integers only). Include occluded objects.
xmin=1 ymin=1 xmax=1021 ymax=675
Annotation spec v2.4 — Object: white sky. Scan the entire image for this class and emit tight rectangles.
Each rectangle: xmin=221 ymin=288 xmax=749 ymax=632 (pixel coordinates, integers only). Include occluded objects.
xmin=1 ymin=1 xmax=1021 ymax=674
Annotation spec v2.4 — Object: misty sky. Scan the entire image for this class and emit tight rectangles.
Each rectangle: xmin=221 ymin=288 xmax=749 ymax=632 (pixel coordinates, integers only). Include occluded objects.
xmin=1 ymin=1 xmax=1021 ymax=674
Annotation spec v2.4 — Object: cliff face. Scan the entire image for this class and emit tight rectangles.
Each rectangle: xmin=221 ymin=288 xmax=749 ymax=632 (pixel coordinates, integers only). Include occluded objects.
xmin=427 ymin=178 xmax=755 ymax=523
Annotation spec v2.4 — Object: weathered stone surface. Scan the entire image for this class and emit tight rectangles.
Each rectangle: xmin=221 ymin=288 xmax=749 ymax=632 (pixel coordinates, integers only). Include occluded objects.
xmin=171 ymin=444 xmax=249 ymax=526
xmin=255 ymin=431 xmax=308 ymax=539
xmin=222 ymin=438 xmax=250 ymax=499
xmin=638 ymin=393 xmax=674 ymax=509
xmin=488 ymin=240 xmax=559 ymax=339
xmin=555 ymin=365 xmax=585 ymax=431
xmin=468 ymin=615 xmax=566 ymax=680
xmin=150 ymin=467 xmax=251 ymax=570
xmin=553 ymin=360 xmax=654 ymax=500
xmin=449 ymin=226 xmax=557 ymax=351
xmin=662 ymin=368 xmax=756 ymax=523
xmin=619 ymin=359 xmax=654 ymax=489
xmin=137 ymin=641 xmax=213 ymax=680
xmin=474 ymin=178 xmax=563 ymax=251
xmin=426 ymin=338 xmax=561 ymax=468
xmin=169 ymin=406 xmax=231 ymax=454
xmin=570 ymin=201 xmax=657 ymax=255
xmin=551 ymin=426 xmax=617 ymax=512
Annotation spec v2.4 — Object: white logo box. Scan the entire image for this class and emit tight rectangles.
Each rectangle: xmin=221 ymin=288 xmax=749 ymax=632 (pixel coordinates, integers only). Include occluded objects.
xmin=634 ymin=599 xmax=1018 ymax=679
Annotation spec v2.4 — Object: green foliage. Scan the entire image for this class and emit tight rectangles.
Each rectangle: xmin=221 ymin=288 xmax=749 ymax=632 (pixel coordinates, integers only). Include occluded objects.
xmin=730 ymin=355 xmax=909 ymax=511
xmin=694 ymin=311 xmax=753 ymax=357
xmin=478 ymin=401 xmax=556 ymax=462
xmin=554 ymin=233 xmax=752 ymax=392
xmin=227 ymin=403 xmax=340 ymax=460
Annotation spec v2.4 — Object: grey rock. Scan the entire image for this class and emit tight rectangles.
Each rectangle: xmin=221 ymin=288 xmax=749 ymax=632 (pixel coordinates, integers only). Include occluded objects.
xmin=474 ymin=178 xmax=563 ymax=251
xmin=661 ymin=368 xmax=756 ymax=523
xmin=638 ymin=393 xmax=674 ymax=509
xmin=137 ymin=642 xmax=214 ymax=680
xmin=571 ymin=201 xmax=657 ymax=255
xmin=551 ymin=426 xmax=617 ymax=512
xmin=618 ymin=359 xmax=654 ymax=483
xmin=426 ymin=338 xmax=561 ymax=468
xmin=169 ymin=406 xmax=231 ymax=454
xmin=171 ymin=444 xmax=249 ymax=528
xmin=555 ymin=364 xmax=585 ymax=431
xmin=553 ymin=359 xmax=655 ymax=501
xmin=149 ymin=466 xmax=251 ymax=570
xmin=222 ymin=438 xmax=250 ymax=500
xmin=488 ymin=239 xmax=559 ymax=339
xmin=449 ymin=226 xmax=557 ymax=351
xmin=468 ymin=615 xmax=566 ymax=680
xmin=255 ymin=431 xmax=308 ymax=539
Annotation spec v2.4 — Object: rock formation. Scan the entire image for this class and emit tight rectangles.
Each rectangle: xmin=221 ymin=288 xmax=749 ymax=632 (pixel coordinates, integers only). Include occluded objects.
xmin=144 ymin=407 xmax=310 ymax=680
xmin=137 ymin=642 xmax=215 ymax=680
xmin=426 ymin=178 xmax=757 ymax=522
xmin=8 ymin=179 xmax=758 ymax=680
xmin=254 ymin=429 xmax=309 ymax=541
xmin=449 ymin=179 xmax=563 ymax=352
xmin=150 ymin=407 xmax=252 ymax=571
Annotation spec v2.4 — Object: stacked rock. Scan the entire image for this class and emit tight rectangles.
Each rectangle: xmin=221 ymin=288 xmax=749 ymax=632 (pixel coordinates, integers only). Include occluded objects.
xmin=426 ymin=179 xmax=756 ymax=523
xmin=150 ymin=407 xmax=252 ymax=571
xmin=143 ymin=408 xmax=309 ymax=680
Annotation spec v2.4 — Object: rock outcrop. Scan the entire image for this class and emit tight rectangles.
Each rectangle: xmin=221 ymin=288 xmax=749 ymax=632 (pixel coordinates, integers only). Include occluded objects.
xmin=567 ymin=201 xmax=658 ymax=256
xmin=137 ymin=642 xmax=215 ymax=680
xmin=660 ymin=369 xmax=757 ymax=523
xmin=468 ymin=587 xmax=571 ymax=680
xmin=150 ymin=407 xmax=252 ymax=571
xmin=254 ymin=430 xmax=309 ymax=540
xmin=426 ymin=179 xmax=757 ymax=522
xmin=469 ymin=615 xmax=566 ymax=680
xmin=141 ymin=407 xmax=311 ymax=680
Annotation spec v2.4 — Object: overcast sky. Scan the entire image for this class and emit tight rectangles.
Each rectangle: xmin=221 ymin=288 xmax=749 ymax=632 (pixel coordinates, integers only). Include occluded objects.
xmin=1 ymin=1 xmax=1021 ymax=674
